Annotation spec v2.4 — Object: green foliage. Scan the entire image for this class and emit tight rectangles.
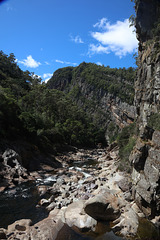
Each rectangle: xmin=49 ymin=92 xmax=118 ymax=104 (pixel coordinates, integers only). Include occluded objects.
xmin=18 ymin=84 xmax=105 ymax=148
xmin=0 ymin=90 xmax=25 ymax=139
xmin=148 ymin=112 xmax=160 ymax=130
xmin=107 ymin=122 xmax=119 ymax=143
xmin=151 ymin=17 xmax=160 ymax=37
xmin=117 ymin=122 xmax=138 ymax=172
xmin=0 ymin=51 xmax=32 ymax=98
xmin=47 ymin=66 xmax=73 ymax=91
xmin=0 ymin=52 xmax=106 ymax=150
xmin=0 ymin=50 xmax=136 ymax=154
xmin=47 ymin=63 xmax=136 ymax=136
xmin=129 ymin=14 xmax=136 ymax=27
xmin=48 ymin=62 xmax=136 ymax=105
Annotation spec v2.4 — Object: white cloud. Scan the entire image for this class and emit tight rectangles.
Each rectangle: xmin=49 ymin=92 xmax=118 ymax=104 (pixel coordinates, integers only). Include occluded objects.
xmin=70 ymin=34 xmax=84 ymax=44
xmin=65 ymin=61 xmax=77 ymax=66
xmin=55 ymin=59 xmax=64 ymax=64
xmin=42 ymin=73 xmax=53 ymax=83
xmin=90 ymin=18 xmax=138 ymax=58
xmin=93 ymin=18 xmax=109 ymax=29
xmin=55 ymin=59 xmax=77 ymax=66
xmin=43 ymin=73 xmax=53 ymax=79
xmin=96 ymin=62 xmax=102 ymax=66
xmin=18 ymin=55 xmax=41 ymax=68
xmin=88 ymin=43 xmax=109 ymax=56
xmin=45 ymin=61 xmax=50 ymax=65
xmin=44 ymin=78 xmax=50 ymax=83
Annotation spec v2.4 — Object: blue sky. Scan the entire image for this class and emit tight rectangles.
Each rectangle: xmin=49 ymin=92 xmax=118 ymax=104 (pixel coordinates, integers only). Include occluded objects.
xmin=0 ymin=0 xmax=138 ymax=82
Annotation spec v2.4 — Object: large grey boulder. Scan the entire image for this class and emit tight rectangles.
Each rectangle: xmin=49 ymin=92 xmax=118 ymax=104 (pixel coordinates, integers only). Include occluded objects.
xmin=84 ymin=191 xmax=120 ymax=221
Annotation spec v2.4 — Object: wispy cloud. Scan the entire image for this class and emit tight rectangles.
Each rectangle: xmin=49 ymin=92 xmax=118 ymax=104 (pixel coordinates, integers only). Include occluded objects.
xmin=89 ymin=18 xmax=138 ymax=58
xmin=93 ymin=17 xmax=110 ymax=29
xmin=88 ymin=44 xmax=109 ymax=56
xmin=18 ymin=55 xmax=41 ymax=68
xmin=55 ymin=59 xmax=64 ymax=64
xmin=70 ymin=34 xmax=84 ymax=44
xmin=55 ymin=59 xmax=77 ymax=66
xmin=96 ymin=62 xmax=103 ymax=66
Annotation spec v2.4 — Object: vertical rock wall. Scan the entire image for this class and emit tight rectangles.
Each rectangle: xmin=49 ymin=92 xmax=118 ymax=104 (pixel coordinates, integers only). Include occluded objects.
xmin=131 ymin=0 xmax=160 ymax=217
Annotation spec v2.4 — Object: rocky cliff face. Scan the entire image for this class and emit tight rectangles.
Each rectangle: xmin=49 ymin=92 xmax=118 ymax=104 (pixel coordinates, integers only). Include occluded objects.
xmin=47 ymin=63 xmax=136 ymax=143
xmin=131 ymin=0 xmax=160 ymax=218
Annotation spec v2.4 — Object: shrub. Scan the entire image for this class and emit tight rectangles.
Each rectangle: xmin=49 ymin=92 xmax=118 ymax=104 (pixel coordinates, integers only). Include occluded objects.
xmin=148 ymin=113 xmax=160 ymax=130
xmin=107 ymin=122 xmax=119 ymax=143
xmin=117 ymin=122 xmax=138 ymax=172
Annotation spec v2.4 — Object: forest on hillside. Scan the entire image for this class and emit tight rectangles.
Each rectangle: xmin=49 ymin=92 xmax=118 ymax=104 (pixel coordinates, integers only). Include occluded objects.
xmin=0 ymin=50 xmax=136 ymax=155
xmin=48 ymin=61 xmax=136 ymax=105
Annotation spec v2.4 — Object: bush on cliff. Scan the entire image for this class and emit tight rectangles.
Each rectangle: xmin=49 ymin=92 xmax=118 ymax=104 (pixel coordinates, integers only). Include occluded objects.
xmin=117 ymin=122 xmax=138 ymax=172
xmin=148 ymin=112 xmax=160 ymax=131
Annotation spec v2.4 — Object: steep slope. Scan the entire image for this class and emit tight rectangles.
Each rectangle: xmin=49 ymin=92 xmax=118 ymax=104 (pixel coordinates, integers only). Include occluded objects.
xmin=130 ymin=0 xmax=160 ymax=218
xmin=0 ymin=51 xmax=106 ymax=154
xmin=47 ymin=62 xmax=136 ymax=143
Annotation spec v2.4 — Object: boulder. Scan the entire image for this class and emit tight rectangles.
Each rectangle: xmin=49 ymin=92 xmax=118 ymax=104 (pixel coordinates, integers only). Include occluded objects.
xmin=37 ymin=185 xmax=48 ymax=196
xmin=46 ymin=202 xmax=57 ymax=212
xmin=117 ymin=177 xmax=131 ymax=192
xmin=0 ymin=228 xmax=7 ymax=239
xmin=84 ymin=191 xmax=120 ymax=221
xmin=7 ymin=210 xmax=64 ymax=240
xmin=29 ymin=213 xmax=64 ymax=240
xmin=64 ymin=200 xmax=97 ymax=231
xmin=112 ymin=205 xmax=139 ymax=237
xmin=7 ymin=219 xmax=32 ymax=233
xmin=2 ymin=149 xmax=22 ymax=166
xmin=0 ymin=149 xmax=29 ymax=187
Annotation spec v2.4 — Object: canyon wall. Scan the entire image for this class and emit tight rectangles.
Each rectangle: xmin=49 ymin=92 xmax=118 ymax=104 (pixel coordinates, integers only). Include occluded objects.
xmin=130 ymin=0 xmax=160 ymax=217
xmin=47 ymin=63 xmax=136 ymax=142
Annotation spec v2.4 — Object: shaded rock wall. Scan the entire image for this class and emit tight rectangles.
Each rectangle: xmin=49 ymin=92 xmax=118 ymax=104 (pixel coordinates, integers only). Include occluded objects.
xmin=131 ymin=0 xmax=160 ymax=217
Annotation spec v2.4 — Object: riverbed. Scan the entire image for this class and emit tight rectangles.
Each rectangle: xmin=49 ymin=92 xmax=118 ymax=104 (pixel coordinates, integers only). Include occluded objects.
xmin=0 ymin=147 xmax=159 ymax=239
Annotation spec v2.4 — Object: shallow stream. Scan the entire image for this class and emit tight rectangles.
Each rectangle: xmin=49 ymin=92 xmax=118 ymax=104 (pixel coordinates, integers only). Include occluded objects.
xmin=0 ymin=156 xmax=98 ymax=229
